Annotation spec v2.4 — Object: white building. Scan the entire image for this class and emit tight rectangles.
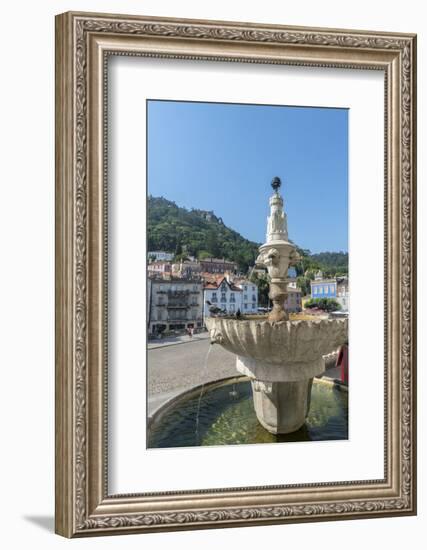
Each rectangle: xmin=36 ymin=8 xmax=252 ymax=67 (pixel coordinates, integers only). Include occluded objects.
xmin=336 ymin=277 xmax=350 ymax=311
xmin=148 ymin=250 xmax=174 ymax=261
xmin=236 ymin=279 xmax=258 ymax=314
xmin=203 ymin=277 xmax=243 ymax=320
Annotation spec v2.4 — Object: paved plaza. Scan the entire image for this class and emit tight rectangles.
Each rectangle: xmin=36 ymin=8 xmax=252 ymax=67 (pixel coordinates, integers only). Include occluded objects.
xmin=147 ymin=337 xmax=236 ymax=415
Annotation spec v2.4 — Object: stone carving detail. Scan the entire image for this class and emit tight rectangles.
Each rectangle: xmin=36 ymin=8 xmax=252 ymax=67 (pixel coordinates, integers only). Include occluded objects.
xmin=71 ymin=16 xmax=415 ymax=531
xmin=267 ymin=193 xmax=288 ymax=241
xmin=74 ymin=18 xmax=89 ymax=528
xmin=81 ymin=497 xmax=408 ymax=530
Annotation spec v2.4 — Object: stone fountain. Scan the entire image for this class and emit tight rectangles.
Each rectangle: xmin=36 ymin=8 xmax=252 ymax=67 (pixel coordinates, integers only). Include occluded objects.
xmin=206 ymin=177 xmax=348 ymax=434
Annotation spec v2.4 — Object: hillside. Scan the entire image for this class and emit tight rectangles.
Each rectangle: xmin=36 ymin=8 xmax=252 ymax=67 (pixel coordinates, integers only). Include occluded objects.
xmin=148 ymin=196 xmax=259 ymax=271
xmin=298 ymin=250 xmax=348 ymax=276
xmin=147 ymin=196 xmax=349 ymax=275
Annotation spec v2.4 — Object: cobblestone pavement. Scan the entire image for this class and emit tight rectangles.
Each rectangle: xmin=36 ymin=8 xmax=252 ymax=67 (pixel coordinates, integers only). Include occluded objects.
xmin=147 ymin=338 xmax=236 ymax=414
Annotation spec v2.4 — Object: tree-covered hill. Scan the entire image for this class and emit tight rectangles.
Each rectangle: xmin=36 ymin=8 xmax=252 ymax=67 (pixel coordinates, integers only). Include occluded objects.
xmin=296 ymin=248 xmax=348 ymax=277
xmin=147 ymin=196 xmax=259 ymax=271
xmin=309 ymin=251 xmax=348 ymax=272
xmin=147 ymin=196 xmax=349 ymax=275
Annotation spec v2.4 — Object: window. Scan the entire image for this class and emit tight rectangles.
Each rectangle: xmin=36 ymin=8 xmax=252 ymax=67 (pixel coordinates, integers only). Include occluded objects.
xmin=324 ymin=286 xmax=328 ymax=294
xmin=244 ymin=294 xmax=248 ymax=301
xmin=221 ymin=293 xmax=226 ymax=302
xmin=318 ymin=286 xmax=323 ymax=294
xmin=330 ymin=285 xmax=335 ymax=294
xmin=230 ymin=293 xmax=235 ymax=303
xmin=252 ymin=295 xmax=256 ymax=302
xmin=211 ymin=292 xmax=217 ymax=302
xmin=244 ymin=285 xmax=248 ymax=291
xmin=313 ymin=287 xmax=317 ymax=295
xmin=244 ymin=304 xmax=248 ymax=309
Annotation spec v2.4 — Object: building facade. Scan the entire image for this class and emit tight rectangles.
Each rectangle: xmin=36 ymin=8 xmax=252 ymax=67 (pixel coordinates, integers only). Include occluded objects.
xmin=236 ymin=280 xmax=258 ymax=313
xmin=148 ymin=278 xmax=203 ymax=334
xmin=171 ymin=259 xmax=202 ymax=278
xmin=203 ymin=277 xmax=242 ymax=319
xmin=310 ymin=274 xmax=350 ymax=311
xmin=310 ymin=279 xmax=337 ymax=299
xmin=336 ymin=277 xmax=349 ymax=311
xmin=148 ymin=251 xmax=174 ymax=261
xmin=287 ymin=266 xmax=298 ymax=289
xmin=285 ymin=287 xmax=302 ymax=312
xmin=147 ymin=261 xmax=172 ymax=278
xmin=199 ymin=258 xmax=238 ymax=274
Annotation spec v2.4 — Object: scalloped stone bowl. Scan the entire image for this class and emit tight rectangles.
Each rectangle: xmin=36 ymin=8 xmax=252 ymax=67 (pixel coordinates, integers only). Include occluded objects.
xmin=205 ymin=317 xmax=348 ymax=434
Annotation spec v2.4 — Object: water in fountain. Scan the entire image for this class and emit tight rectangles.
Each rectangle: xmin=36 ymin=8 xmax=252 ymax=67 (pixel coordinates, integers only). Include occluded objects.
xmin=195 ymin=343 xmax=213 ymax=443
xmin=148 ymin=377 xmax=348 ymax=448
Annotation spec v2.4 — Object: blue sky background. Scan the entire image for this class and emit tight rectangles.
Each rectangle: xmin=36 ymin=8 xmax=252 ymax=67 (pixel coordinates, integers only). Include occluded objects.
xmin=147 ymin=100 xmax=348 ymax=253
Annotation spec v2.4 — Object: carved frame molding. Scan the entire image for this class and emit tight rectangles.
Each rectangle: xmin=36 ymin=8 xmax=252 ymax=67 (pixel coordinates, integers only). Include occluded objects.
xmin=55 ymin=12 xmax=416 ymax=537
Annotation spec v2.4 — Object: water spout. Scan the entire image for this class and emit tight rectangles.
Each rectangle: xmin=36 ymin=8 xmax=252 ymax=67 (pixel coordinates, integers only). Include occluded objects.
xmin=209 ymin=328 xmax=224 ymax=345
xmin=195 ymin=344 xmax=213 ymax=443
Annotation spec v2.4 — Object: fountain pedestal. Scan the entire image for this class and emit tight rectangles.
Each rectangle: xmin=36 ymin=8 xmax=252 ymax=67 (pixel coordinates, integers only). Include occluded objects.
xmin=236 ymin=355 xmax=323 ymax=433
xmin=251 ymin=379 xmax=313 ymax=434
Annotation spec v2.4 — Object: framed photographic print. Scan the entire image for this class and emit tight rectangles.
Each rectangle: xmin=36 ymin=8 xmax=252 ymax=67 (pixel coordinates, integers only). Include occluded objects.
xmin=55 ymin=11 xmax=417 ymax=537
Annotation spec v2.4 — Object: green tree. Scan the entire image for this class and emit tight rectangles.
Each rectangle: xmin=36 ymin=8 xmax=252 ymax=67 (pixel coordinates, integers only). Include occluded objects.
xmin=174 ymin=242 xmax=182 ymax=257
xmin=297 ymin=276 xmax=311 ymax=297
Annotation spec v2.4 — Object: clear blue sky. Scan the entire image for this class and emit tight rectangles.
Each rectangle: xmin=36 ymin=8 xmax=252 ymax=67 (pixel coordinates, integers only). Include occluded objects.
xmin=147 ymin=100 xmax=348 ymax=253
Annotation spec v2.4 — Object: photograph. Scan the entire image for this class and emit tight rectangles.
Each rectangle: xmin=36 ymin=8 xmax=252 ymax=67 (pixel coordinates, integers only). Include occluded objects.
xmin=146 ymin=99 xmax=350 ymax=448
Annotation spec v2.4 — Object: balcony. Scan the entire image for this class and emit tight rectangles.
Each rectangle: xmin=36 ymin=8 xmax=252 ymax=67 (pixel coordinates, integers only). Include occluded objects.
xmin=168 ymin=290 xmax=190 ymax=297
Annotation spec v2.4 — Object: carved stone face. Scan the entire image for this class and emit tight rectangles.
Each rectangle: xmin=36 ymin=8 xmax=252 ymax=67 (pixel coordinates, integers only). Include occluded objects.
xmin=255 ymin=253 xmax=265 ymax=267
xmin=266 ymin=248 xmax=280 ymax=266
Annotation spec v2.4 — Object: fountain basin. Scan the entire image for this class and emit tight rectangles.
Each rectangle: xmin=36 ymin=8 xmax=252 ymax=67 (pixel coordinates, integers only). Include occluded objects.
xmin=147 ymin=376 xmax=348 ymax=448
xmin=205 ymin=317 xmax=348 ymax=434
xmin=206 ymin=317 xmax=348 ymax=376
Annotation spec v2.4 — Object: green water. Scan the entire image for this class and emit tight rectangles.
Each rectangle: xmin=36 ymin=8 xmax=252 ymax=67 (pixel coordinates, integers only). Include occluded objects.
xmin=148 ymin=380 xmax=348 ymax=448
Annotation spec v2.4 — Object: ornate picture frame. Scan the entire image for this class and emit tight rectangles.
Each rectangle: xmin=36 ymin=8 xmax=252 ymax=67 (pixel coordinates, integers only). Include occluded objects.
xmin=55 ymin=11 xmax=416 ymax=537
